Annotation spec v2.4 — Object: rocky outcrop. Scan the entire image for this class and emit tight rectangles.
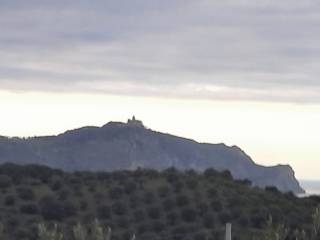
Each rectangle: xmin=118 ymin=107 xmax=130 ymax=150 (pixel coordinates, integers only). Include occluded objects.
xmin=0 ymin=118 xmax=305 ymax=193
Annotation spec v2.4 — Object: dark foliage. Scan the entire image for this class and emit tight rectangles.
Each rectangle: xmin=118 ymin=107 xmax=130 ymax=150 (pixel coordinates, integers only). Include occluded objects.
xmin=0 ymin=163 xmax=317 ymax=240
xmin=17 ymin=187 xmax=35 ymax=201
xmin=20 ymin=203 xmax=39 ymax=215
xmin=0 ymin=174 xmax=12 ymax=188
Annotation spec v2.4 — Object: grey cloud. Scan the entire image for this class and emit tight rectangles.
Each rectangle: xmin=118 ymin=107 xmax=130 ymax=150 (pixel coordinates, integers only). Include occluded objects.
xmin=0 ymin=0 xmax=320 ymax=103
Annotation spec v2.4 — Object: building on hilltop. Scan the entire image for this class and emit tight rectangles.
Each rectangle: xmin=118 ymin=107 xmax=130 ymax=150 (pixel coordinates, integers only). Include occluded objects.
xmin=127 ymin=115 xmax=144 ymax=128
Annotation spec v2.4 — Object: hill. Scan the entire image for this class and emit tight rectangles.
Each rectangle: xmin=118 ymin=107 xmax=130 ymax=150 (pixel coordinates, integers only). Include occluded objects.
xmin=0 ymin=164 xmax=318 ymax=240
xmin=0 ymin=117 xmax=304 ymax=194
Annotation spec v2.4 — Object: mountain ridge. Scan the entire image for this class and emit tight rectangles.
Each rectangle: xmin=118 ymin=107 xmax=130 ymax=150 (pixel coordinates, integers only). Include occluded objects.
xmin=0 ymin=118 xmax=305 ymax=194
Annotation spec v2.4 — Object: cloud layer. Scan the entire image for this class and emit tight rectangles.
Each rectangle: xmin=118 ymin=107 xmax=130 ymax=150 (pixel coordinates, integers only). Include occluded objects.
xmin=1 ymin=0 xmax=320 ymax=103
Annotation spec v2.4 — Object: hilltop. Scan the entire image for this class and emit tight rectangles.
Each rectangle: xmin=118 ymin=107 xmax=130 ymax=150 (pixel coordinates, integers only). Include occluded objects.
xmin=0 ymin=117 xmax=304 ymax=194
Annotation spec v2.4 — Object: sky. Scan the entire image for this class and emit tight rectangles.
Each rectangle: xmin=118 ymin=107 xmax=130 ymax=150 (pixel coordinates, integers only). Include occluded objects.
xmin=0 ymin=0 xmax=320 ymax=179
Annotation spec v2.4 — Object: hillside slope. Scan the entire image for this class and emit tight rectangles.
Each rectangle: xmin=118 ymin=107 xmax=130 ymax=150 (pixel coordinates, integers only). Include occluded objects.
xmin=0 ymin=164 xmax=317 ymax=240
xmin=0 ymin=119 xmax=304 ymax=193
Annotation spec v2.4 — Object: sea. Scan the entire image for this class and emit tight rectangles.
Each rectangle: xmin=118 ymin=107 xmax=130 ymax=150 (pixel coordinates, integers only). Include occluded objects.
xmin=299 ymin=180 xmax=320 ymax=196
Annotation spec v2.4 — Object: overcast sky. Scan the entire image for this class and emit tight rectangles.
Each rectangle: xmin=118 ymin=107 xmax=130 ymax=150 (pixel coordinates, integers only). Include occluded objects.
xmin=1 ymin=1 xmax=320 ymax=180
xmin=1 ymin=0 xmax=320 ymax=102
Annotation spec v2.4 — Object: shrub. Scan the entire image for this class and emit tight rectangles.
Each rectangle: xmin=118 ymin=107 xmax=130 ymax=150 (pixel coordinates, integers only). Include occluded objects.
xmin=93 ymin=192 xmax=105 ymax=204
xmin=109 ymin=187 xmax=124 ymax=200
xmin=207 ymin=188 xmax=218 ymax=198
xmin=171 ymin=224 xmax=191 ymax=237
xmin=50 ymin=179 xmax=62 ymax=191
xmin=176 ymin=194 xmax=190 ymax=207
xmin=231 ymin=207 xmax=242 ymax=220
xmin=185 ymin=179 xmax=198 ymax=190
xmin=218 ymin=211 xmax=232 ymax=224
xmin=17 ymin=187 xmax=35 ymax=201
xmin=238 ymin=179 xmax=252 ymax=186
xmin=117 ymin=216 xmax=130 ymax=228
xmin=221 ymin=170 xmax=233 ymax=180
xmin=40 ymin=203 xmax=63 ymax=221
xmin=0 ymin=174 xmax=12 ymax=188
xmin=147 ymin=206 xmax=161 ymax=219
xmin=211 ymin=200 xmax=223 ymax=212
xmin=79 ymin=200 xmax=88 ymax=211
xmin=181 ymin=208 xmax=197 ymax=222
xmin=265 ymin=186 xmax=280 ymax=194
xmin=112 ymin=201 xmax=127 ymax=215
xmin=137 ymin=223 xmax=153 ymax=234
xmin=140 ymin=232 xmax=161 ymax=240
xmin=165 ymin=168 xmax=179 ymax=183
xmin=157 ymin=185 xmax=170 ymax=198
xmin=133 ymin=209 xmax=146 ymax=222
xmin=4 ymin=195 xmax=15 ymax=206
xmin=61 ymin=201 xmax=77 ymax=217
xmin=172 ymin=181 xmax=184 ymax=193
xmin=57 ymin=188 xmax=70 ymax=201
xmin=143 ymin=191 xmax=155 ymax=204
xmin=73 ymin=186 xmax=84 ymax=198
xmin=202 ymin=213 xmax=215 ymax=228
xmin=166 ymin=211 xmax=179 ymax=225
xmin=194 ymin=231 xmax=208 ymax=240
xmin=163 ymin=198 xmax=175 ymax=211
xmin=204 ymin=168 xmax=218 ymax=178
xmin=122 ymin=230 xmax=134 ymax=240
xmin=153 ymin=220 xmax=166 ymax=233
xmin=14 ymin=228 xmax=36 ymax=240
xmin=251 ymin=214 xmax=267 ymax=228
xmin=238 ymin=215 xmax=249 ymax=227
xmin=97 ymin=205 xmax=112 ymax=219
xmin=40 ymin=196 xmax=76 ymax=221
xmin=87 ymin=184 xmax=96 ymax=193
xmin=5 ymin=216 xmax=20 ymax=230
xmin=196 ymin=202 xmax=209 ymax=216
xmin=20 ymin=204 xmax=39 ymax=215
xmin=124 ymin=181 xmax=137 ymax=195
xmin=129 ymin=195 xmax=140 ymax=208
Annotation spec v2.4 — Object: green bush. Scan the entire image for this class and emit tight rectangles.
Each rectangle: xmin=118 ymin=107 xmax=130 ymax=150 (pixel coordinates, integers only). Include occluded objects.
xmin=109 ymin=187 xmax=124 ymax=200
xmin=17 ymin=187 xmax=35 ymax=201
xmin=210 ymin=200 xmax=222 ymax=212
xmin=20 ymin=203 xmax=39 ymax=215
xmin=176 ymin=194 xmax=190 ymax=207
xmin=153 ymin=220 xmax=166 ymax=233
xmin=157 ymin=185 xmax=170 ymax=198
xmin=147 ymin=206 xmax=161 ymax=219
xmin=181 ymin=208 xmax=197 ymax=222
xmin=40 ymin=196 xmax=76 ymax=220
xmin=143 ymin=191 xmax=155 ymax=204
xmin=112 ymin=201 xmax=127 ymax=215
xmin=4 ymin=195 xmax=15 ymax=206
xmin=166 ymin=211 xmax=179 ymax=226
xmin=202 ymin=213 xmax=215 ymax=228
xmin=79 ymin=200 xmax=88 ymax=211
xmin=97 ymin=205 xmax=112 ymax=219
xmin=133 ymin=209 xmax=146 ymax=222
xmin=0 ymin=174 xmax=12 ymax=188
xmin=163 ymin=198 xmax=175 ymax=211
xmin=124 ymin=181 xmax=137 ymax=195
xmin=116 ymin=216 xmax=130 ymax=228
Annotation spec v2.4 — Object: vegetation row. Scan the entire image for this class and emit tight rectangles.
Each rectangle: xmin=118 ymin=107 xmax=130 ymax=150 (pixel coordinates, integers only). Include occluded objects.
xmin=0 ymin=163 xmax=319 ymax=240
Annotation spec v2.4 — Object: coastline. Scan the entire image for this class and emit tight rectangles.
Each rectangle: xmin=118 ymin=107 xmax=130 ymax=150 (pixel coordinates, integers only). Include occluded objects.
xmin=299 ymin=180 xmax=320 ymax=197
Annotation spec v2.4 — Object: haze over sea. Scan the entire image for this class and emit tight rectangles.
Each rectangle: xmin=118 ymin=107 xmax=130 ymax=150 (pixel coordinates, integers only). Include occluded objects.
xmin=300 ymin=180 xmax=320 ymax=196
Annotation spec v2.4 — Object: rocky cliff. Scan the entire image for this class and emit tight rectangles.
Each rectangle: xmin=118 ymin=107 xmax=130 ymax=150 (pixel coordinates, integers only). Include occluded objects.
xmin=0 ymin=118 xmax=304 ymax=193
